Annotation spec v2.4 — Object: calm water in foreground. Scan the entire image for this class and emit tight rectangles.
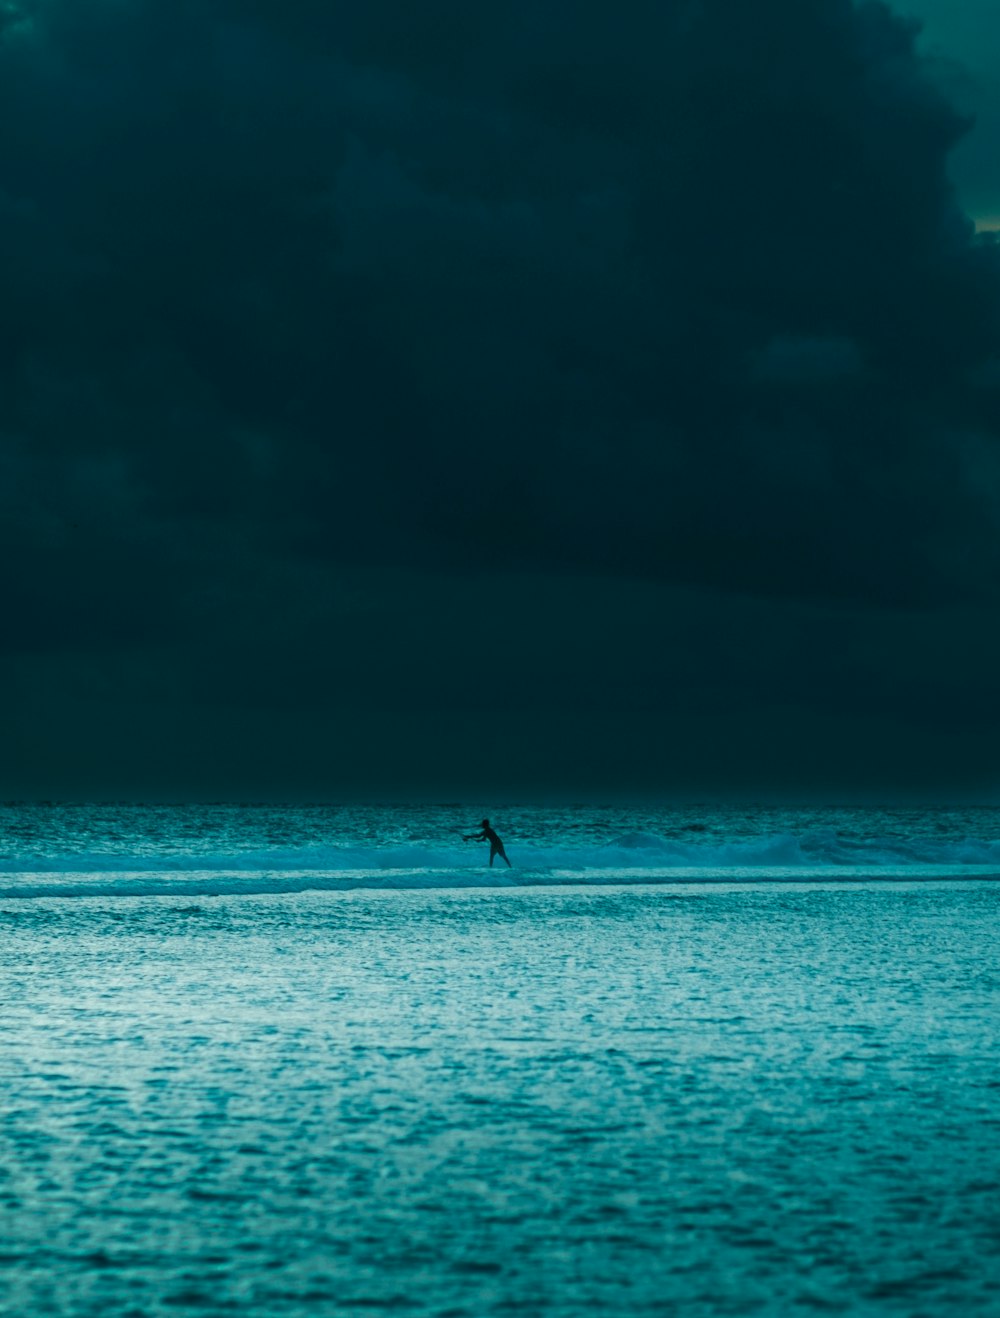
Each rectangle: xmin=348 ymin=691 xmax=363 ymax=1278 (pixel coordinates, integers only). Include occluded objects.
xmin=1 ymin=805 xmax=999 ymax=1315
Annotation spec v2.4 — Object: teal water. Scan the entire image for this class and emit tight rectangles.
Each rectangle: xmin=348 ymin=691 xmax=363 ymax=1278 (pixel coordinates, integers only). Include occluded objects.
xmin=2 ymin=806 xmax=999 ymax=1314
xmin=4 ymin=802 xmax=1000 ymax=893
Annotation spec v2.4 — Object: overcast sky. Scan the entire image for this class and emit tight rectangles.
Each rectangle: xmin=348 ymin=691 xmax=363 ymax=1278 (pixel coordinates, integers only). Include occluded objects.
xmin=3 ymin=0 xmax=1000 ymax=801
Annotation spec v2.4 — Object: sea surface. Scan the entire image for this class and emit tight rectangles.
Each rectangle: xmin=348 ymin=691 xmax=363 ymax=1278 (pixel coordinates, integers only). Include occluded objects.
xmin=2 ymin=803 xmax=999 ymax=1315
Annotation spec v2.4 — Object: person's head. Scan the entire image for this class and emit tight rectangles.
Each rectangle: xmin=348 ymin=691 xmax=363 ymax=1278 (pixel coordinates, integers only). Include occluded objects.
xmin=481 ymin=819 xmax=489 ymax=828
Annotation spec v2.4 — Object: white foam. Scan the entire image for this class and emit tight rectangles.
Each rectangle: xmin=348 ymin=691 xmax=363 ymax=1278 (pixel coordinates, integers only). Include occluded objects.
xmin=4 ymin=829 xmax=1000 ymax=876
xmin=4 ymin=825 xmax=1000 ymax=900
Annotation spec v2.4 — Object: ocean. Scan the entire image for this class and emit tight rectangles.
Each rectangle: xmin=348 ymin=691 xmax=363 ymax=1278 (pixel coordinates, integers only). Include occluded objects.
xmin=2 ymin=803 xmax=998 ymax=1315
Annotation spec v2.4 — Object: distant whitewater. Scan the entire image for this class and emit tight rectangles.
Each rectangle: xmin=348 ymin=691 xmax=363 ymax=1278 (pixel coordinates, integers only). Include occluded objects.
xmin=2 ymin=802 xmax=1000 ymax=899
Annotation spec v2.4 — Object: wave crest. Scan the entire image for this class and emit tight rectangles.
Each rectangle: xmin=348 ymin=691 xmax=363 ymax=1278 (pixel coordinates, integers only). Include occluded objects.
xmin=5 ymin=829 xmax=1000 ymax=874
xmin=2 ymin=829 xmax=1000 ymax=898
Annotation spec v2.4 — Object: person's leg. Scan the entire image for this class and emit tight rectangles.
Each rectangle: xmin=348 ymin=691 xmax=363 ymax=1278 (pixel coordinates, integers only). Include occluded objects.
xmin=489 ymin=848 xmax=496 ymax=867
xmin=499 ymin=847 xmax=511 ymax=867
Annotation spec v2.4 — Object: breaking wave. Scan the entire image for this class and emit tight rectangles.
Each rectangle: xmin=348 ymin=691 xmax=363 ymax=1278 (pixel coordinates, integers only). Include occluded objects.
xmin=2 ymin=830 xmax=1000 ymax=898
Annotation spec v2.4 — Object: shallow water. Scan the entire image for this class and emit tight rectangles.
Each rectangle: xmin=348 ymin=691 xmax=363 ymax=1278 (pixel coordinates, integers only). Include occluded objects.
xmin=2 ymin=866 xmax=999 ymax=1315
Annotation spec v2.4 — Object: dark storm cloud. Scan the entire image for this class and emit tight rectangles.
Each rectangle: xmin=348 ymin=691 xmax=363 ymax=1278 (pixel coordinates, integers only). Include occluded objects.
xmin=3 ymin=0 xmax=1000 ymax=795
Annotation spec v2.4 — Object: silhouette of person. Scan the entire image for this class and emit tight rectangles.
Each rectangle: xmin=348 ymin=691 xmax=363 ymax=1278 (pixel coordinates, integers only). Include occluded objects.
xmin=464 ymin=818 xmax=511 ymax=867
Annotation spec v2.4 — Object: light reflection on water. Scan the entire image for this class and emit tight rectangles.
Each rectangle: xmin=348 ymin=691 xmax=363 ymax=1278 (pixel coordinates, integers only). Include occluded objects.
xmin=1 ymin=882 xmax=998 ymax=1315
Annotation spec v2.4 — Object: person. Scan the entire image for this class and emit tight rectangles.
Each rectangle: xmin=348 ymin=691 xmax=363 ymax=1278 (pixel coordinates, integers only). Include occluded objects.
xmin=464 ymin=818 xmax=511 ymax=867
